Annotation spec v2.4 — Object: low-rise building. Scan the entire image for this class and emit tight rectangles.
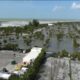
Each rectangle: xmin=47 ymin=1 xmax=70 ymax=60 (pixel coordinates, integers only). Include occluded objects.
xmin=23 ymin=47 xmax=42 ymax=65
xmin=0 ymin=72 xmax=11 ymax=80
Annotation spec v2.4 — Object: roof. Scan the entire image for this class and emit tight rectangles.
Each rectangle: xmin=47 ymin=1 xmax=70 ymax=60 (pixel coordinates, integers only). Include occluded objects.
xmin=13 ymin=67 xmax=28 ymax=75
xmin=23 ymin=47 xmax=42 ymax=63
xmin=48 ymin=23 xmax=53 ymax=26
xmin=21 ymin=67 xmax=28 ymax=72
xmin=0 ymin=72 xmax=11 ymax=79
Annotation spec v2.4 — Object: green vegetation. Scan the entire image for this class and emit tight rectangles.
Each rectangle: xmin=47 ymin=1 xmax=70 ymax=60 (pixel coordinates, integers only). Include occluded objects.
xmin=53 ymin=50 xmax=80 ymax=61
xmin=11 ymin=60 xmax=17 ymax=65
xmin=0 ymin=19 xmax=48 ymax=36
xmin=31 ymin=19 xmax=39 ymax=27
xmin=9 ymin=75 xmax=21 ymax=80
xmin=68 ymin=32 xmax=73 ymax=38
xmin=22 ymin=49 xmax=46 ymax=80
xmin=15 ymin=27 xmax=23 ymax=34
xmin=73 ymin=38 xmax=79 ymax=48
xmin=56 ymin=32 xmax=64 ymax=41
xmin=33 ymin=31 xmax=44 ymax=40
xmin=3 ymin=39 xmax=7 ymax=43
xmin=52 ymin=50 xmax=69 ymax=58
xmin=23 ymin=37 xmax=31 ymax=46
xmin=0 ymin=19 xmax=48 ymax=50
xmin=3 ymin=43 xmax=18 ymax=50
xmin=58 ymin=50 xmax=69 ymax=58
xmin=71 ymin=52 xmax=80 ymax=60
xmin=44 ymin=38 xmax=50 ymax=49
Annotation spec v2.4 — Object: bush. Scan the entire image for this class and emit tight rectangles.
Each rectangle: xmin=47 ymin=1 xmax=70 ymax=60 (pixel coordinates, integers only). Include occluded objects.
xmin=58 ymin=50 xmax=69 ymax=58
xmin=71 ymin=52 xmax=80 ymax=60
xmin=11 ymin=60 xmax=17 ymax=65
xmin=9 ymin=75 xmax=20 ymax=80
xmin=3 ymin=40 xmax=7 ymax=43
xmin=33 ymin=31 xmax=44 ymax=40
xmin=3 ymin=43 xmax=18 ymax=50
xmin=25 ymin=48 xmax=31 ymax=53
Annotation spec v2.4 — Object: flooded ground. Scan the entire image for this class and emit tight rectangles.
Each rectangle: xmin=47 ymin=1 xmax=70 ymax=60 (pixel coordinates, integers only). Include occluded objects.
xmin=0 ymin=22 xmax=80 ymax=53
xmin=47 ymin=36 xmax=73 ymax=53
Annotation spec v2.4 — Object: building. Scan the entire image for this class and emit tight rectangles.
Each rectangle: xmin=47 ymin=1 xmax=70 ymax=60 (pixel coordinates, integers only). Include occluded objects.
xmin=0 ymin=72 xmax=11 ymax=80
xmin=23 ymin=47 xmax=42 ymax=65
xmin=48 ymin=23 xmax=53 ymax=26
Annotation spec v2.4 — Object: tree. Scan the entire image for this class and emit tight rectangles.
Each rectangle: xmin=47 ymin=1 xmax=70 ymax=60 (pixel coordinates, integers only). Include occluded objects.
xmin=28 ymin=21 xmax=33 ymax=26
xmin=24 ymin=37 xmax=31 ymax=46
xmin=33 ymin=31 xmax=44 ymax=40
xmin=3 ymin=39 xmax=7 ymax=43
xmin=32 ymin=19 xmax=39 ymax=27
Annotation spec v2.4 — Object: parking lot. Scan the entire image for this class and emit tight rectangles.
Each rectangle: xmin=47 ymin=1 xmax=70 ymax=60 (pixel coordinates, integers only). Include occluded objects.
xmin=0 ymin=50 xmax=25 ymax=72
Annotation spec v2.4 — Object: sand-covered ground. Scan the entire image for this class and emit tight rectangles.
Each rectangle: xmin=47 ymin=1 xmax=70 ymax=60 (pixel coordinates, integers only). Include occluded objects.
xmin=37 ymin=57 xmax=80 ymax=80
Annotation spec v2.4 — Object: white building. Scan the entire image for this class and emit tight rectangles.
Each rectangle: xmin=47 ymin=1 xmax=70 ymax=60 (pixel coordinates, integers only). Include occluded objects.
xmin=23 ymin=47 xmax=42 ymax=64
xmin=0 ymin=72 xmax=11 ymax=80
xmin=48 ymin=23 xmax=53 ymax=26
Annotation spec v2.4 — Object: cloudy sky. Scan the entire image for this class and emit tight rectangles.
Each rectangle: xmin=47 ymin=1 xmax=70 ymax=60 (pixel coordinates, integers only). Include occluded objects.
xmin=0 ymin=0 xmax=80 ymax=19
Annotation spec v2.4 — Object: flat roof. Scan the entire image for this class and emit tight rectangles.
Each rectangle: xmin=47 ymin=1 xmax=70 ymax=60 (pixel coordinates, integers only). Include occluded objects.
xmin=0 ymin=72 xmax=11 ymax=79
xmin=23 ymin=47 xmax=42 ymax=63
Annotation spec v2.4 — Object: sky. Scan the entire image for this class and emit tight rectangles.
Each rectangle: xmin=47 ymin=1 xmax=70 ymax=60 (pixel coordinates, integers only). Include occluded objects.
xmin=0 ymin=0 xmax=80 ymax=19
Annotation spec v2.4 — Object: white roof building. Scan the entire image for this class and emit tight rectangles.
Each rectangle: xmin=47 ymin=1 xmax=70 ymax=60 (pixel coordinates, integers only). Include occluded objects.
xmin=0 ymin=72 xmax=11 ymax=80
xmin=48 ymin=23 xmax=53 ymax=26
xmin=23 ymin=47 xmax=42 ymax=64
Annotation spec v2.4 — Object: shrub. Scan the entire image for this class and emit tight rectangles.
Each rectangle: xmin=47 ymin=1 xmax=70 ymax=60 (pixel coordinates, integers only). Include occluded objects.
xmin=11 ymin=60 xmax=17 ymax=65
xmin=71 ymin=52 xmax=80 ymax=60
xmin=33 ymin=31 xmax=44 ymax=40
xmin=58 ymin=50 xmax=69 ymax=57
xmin=23 ymin=49 xmax=46 ymax=80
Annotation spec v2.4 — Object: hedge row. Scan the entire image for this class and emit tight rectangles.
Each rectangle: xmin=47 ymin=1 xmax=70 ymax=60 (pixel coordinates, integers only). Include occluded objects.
xmin=22 ymin=49 xmax=46 ymax=80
